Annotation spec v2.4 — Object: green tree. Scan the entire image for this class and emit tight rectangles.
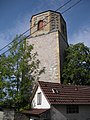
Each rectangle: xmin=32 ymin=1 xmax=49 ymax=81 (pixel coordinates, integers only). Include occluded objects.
xmin=0 ymin=54 xmax=7 ymax=103
xmin=0 ymin=35 xmax=44 ymax=110
xmin=62 ymin=43 xmax=90 ymax=85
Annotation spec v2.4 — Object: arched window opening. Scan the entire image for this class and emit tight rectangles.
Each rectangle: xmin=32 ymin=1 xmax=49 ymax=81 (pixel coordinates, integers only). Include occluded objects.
xmin=38 ymin=20 xmax=44 ymax=30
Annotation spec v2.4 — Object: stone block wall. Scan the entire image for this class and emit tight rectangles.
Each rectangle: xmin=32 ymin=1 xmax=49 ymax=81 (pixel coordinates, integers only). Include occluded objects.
xmin=30 ymin=11 xmax=50 ymax=37
xmin=14 ymin=112 xmax=29 ymax=120
xmin=30 ymin=10 xmax=67 ymax=42
xmin=1 ymin=109 xmax=29 ymax=120
xmin=3 ymin=109 xmax=14 ymax=120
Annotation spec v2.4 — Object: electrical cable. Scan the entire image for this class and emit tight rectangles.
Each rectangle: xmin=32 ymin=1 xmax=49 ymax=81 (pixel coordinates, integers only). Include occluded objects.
xmin=0 ymin=0 xmax=73 ymax=53
xmin=0 ymin=0 xmax=82 ymax=56
xmin=61 ymin=0 xmax=82 ymax=14
xmin=0 ymin=29 xmax=30 ymax=52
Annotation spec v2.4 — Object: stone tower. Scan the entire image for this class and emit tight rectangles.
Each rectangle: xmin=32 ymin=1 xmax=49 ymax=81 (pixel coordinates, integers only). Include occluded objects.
xmin=27 ymin=10 xmax=68 ymax=83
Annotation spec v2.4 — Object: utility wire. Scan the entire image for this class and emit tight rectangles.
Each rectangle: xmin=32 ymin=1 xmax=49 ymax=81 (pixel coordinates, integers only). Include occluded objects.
xmin=0 ymin=0 xmax=82 ymax=56
xmin=55 ymin=0 xmax=72 ymax=12
xmin=61 ymin=0 xmax=82 ymax=14
xmin=0 ymin=29 xmax=30 ymax=52
xmin=0 ymin=0 xmax=73 ymax=53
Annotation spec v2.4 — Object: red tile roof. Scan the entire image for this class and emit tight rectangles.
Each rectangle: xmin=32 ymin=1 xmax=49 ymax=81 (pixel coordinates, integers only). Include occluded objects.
xmin=23 ymin=109 xmax=50 ymax=116
xmin=38 ymin=81 xmax=90 ymax=104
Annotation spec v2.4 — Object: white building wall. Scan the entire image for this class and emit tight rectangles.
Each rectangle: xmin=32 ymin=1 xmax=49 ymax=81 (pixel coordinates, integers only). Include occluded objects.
xmin=32 ymin=86 xmax=50 ymax=109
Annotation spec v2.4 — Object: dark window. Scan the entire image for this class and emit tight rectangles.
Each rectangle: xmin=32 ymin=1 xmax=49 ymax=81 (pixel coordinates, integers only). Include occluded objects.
xmin=66 ymin=105 xmax=79 ymax=114
xmin=37 ymin=92 xmax=42 ymax=105
xmin=61 ymin=23 xmax=65 ymax=34
xmin=38 ymin=20 xmax=44 ymax=30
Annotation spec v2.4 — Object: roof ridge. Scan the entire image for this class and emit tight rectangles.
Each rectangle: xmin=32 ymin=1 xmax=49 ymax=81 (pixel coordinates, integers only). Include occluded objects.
xmin=38 ymin=81 xmax=89 ymax=87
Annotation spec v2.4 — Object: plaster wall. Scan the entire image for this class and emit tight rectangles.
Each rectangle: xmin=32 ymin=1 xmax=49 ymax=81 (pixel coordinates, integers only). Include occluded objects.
xmin=59 ymin=32 xmax=68 ymax=74
xmin=51 ymin=105 xmax=90 ymax=120
xmin=27 ymin=31 xmax=61 ymax=83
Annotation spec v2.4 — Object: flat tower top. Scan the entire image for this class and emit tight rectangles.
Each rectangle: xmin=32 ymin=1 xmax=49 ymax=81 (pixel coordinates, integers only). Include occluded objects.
xmin=30 ymin=10 xmax=67 ymax=41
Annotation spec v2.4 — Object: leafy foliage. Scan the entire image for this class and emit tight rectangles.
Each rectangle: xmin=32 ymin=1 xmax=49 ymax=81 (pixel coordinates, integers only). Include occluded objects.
xmin=62 ymin=43 xmax=90 ymax=85
xmin=0 ymin=55 xmax=7 ymax=101
xmin=0 ymin=35 xmax=44 ymax=110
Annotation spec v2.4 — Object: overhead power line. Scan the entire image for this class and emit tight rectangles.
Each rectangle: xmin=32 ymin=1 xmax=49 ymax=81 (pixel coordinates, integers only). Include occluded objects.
xmin=0 ymin=0 xmax=73 ymax=53
xmin=55 ymin=0 xmax=72 ymax=12
xmin=0 ymin=0 xmax=82 ymax=56
xmin=61 ymin=0 xmax=82 ymax=14
xmin=0 ymin=29 xmax=30 ymax=52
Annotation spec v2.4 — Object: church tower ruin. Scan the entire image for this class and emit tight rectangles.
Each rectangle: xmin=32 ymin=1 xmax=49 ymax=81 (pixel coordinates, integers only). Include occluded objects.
xmin=27 ymin=10 xmax=68 ymax=83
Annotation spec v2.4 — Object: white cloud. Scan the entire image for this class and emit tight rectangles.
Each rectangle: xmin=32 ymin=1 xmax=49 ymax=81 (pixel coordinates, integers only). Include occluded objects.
xmin=0 ymin=14 xmax=30 ymax=54
xmin=69 ymin=25 xmax=90 ymax=47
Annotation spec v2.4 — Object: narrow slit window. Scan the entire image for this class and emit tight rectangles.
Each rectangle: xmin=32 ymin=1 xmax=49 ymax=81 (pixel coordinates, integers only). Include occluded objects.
xmin=37 ymin=92 xmax=42 ymax=105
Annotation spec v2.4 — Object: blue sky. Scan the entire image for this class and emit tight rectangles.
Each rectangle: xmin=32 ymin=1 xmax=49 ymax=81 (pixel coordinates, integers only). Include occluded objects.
xmin=0 ymin=0 xmax=90 ymax=54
